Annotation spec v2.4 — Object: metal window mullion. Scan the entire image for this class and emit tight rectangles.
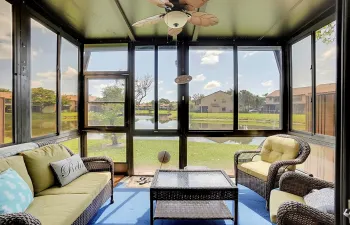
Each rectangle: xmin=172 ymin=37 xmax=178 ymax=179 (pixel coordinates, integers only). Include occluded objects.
xmin=128 ymin=42 xmax=135 ymax=175
xmin=154 ymin=46 xmax=159 ymax=130
xmin=57 ymin=34 xmax=61 ymax=135
xmin=311 ymin=32 xmax=316 ymax=135
xmin=289 ymin=44 xmax=294 ymax=131
xmin=233 ymin=45 xmax=238 ymax=130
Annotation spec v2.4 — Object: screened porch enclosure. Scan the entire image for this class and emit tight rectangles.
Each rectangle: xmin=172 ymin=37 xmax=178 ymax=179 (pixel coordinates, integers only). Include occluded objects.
xmin=0 ymin=0 xmax=336 ymax=178
xmin=1 ymin=0 xmax=350 ymax=223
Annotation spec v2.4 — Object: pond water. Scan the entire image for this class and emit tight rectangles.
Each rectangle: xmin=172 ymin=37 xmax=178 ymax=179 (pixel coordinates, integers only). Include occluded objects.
xmin=135 ymin=115 xmax=279 ymax=131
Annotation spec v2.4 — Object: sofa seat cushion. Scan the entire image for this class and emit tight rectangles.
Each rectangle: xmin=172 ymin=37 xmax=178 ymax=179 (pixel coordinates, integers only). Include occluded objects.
xmin=237 ymin=160 xmax=271 ymax=181
xmin=0 ymin=156 xmax=34 ymax=194
xmin=21 ymin=144 xmax=71 ymax=193
xmin=25 ymin=194 xmax=92 ymax=225
xmin=36 ymin=172 xmax=111 ymax=199
xmin=260 ymin=136 xmax=299 ymax=170
xmin=269 ymin=189 xmax=305 ymax=223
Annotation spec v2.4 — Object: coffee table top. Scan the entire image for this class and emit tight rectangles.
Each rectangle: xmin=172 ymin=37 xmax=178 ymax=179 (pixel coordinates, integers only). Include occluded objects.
xmin=151 ymin=169 xmax=236 ymax=189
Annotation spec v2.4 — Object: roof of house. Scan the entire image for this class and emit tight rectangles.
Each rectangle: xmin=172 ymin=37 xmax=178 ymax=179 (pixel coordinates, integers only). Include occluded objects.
xmin=0 ymin=92 xmax=12 ymax=99
xmin=267 ymin=83 xmax=336 ymax=97
xmin=199 ymin=91 xmax=232 ymax=100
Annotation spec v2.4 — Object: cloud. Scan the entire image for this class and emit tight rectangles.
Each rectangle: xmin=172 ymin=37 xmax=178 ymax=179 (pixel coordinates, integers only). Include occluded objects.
xmin=204 ymin=80 xmax=221 ymax=90
xmin=238 ymin=74 xmax=243 ymax=78
xmin=261 ymin=80 xmax=273 ymax=87
xmin=0 ymin=43 xmax=11 ymax=59
xmin=0 ymin=8 xmax=12 ymax=42
xmin=192 ymin=74 xmax=206 ymax=82
xmin=243 ymin=51 xmax=258 ymax=58
xmin=166 ymin=90 xmax=174 ymax=94
xmin=62 ymin=66 xmax=78 ymax=78
xmin=37 ymin=71 xmax=56 ymax=79
xmin=196 ymin=50 xmax=223 ymax=65
xmin=159 ymin=88 xmax=164 ymax=91
xmin=158 ymin=80 xmax=164 ymax=85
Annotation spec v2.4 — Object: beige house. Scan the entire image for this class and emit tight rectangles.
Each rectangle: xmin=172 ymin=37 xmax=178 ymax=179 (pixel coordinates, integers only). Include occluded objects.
xmin=194 ymin=91 xmax=233 ymax=113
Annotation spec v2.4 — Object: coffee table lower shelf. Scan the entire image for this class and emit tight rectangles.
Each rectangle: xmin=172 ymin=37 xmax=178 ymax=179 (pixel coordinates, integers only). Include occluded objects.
xmin=154 ymin=200 xmax=234 ymax=220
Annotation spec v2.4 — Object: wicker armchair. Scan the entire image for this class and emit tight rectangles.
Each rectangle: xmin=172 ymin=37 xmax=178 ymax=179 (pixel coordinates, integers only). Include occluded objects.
xmin=275 ymin=172 xmax=335 ymax=225
xmin=234 ymin=134 xmax=311 ymax=208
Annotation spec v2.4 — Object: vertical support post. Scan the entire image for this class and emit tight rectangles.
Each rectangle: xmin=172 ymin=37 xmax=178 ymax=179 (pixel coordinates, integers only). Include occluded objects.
xmin=154 ymin=46 xmax=158 ymax=130
xmin=19 ymin=5 xmax=31 ymax=143
xmin=127 ymin=42 xmax=135 ymax=176
xmin=335 ymin=0 xmax=350 ymax=224
xmin=281 ymin=44 xmax=290 ymax=132
xmin=78 ymin=44 xmax=85 ymax=156
xmin=178 ymin=41 xmax=188 ymax=169
xmin=56 ymin=34 xmax=61 ymax=135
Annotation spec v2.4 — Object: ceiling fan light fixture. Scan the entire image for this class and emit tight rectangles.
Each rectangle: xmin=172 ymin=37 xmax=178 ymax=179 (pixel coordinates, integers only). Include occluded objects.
xmin=164 ymin=11 xmax=190 ymax=28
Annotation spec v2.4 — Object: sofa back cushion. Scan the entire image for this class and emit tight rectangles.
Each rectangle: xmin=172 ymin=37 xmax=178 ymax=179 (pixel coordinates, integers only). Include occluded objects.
xmin=21 ymin=144 xmax=71 ymax=193
xmin=0 ymin=156 xmax=34 ymax=194
xmin=260 ymin=136 xmax=300 ymax=165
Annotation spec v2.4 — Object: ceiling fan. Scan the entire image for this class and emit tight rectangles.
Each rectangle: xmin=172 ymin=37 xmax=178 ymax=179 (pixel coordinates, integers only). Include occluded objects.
xmin=132 ymin=0 xmax=219 ymax=37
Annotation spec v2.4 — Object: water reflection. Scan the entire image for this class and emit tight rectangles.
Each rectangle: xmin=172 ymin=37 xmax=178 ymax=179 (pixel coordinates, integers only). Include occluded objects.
xmin=135 ymin=115 xmax=278 ymax=131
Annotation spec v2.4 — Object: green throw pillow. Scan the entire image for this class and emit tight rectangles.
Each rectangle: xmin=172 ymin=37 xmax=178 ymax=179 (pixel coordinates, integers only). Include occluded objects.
xmin=21 ymin=144 xmax=71 ymax=193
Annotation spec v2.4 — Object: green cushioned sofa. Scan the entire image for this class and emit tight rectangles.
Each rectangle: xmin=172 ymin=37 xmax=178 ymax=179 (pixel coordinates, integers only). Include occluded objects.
xmin=0 ymin=141 xmax=114 ymax=225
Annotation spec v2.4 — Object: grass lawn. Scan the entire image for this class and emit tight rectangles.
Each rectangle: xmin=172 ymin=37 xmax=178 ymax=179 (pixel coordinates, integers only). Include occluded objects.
xmin=62 ymin=137 xmax=260 ymax=175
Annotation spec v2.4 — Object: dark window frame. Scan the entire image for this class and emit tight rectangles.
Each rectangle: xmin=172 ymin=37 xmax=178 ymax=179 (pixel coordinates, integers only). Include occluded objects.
xmin=84 ymin=75 xmax=128 ymax=130
xmin=289 ymin=19 xmax=337 ymax=144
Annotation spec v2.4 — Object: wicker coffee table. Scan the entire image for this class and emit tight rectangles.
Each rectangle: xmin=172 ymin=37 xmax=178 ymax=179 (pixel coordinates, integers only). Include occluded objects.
xmin=150 ymin=169 xmax=238 ymax=225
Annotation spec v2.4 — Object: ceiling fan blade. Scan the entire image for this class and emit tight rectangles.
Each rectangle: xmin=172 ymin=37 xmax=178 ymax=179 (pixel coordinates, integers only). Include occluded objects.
xmin=132 ymin=14 xmax=165 ymax=27
xmin=168 ymin=27 xmax=183 ymax=37
xmin=188 ymin=12 xmax=218 ymax=27
xmin=148 ymin=0 xmax=174 ymax=8
xmin=180 ymin=0 xmax=208 ymax=10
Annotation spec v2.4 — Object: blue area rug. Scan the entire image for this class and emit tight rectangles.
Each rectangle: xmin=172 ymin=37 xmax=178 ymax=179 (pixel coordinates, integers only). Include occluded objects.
xmin=89 ymin=183 xmax=275 ymax=225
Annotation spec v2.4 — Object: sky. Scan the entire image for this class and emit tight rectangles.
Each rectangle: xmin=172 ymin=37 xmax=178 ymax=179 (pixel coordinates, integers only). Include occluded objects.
xmin=0 ymin=0 xmax=336 ymax=105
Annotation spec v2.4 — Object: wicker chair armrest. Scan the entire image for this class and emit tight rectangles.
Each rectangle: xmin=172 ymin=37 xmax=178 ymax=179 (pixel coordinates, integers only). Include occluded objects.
xmin=277 ymin=201 xmax=335 ymax=225
xmin=0 ymin=212 xmax=41 ymax=225
xmin=279 ymin=172 xmax=334 ymax=196
xmin=234 ymin=150 xmax=261 ymax=164
xmin=82 ymin=156 xmax=114 ymax=175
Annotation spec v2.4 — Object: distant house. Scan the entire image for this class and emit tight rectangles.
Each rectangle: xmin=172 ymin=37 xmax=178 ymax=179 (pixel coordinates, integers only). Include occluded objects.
xmin=194 ymin=91 xmax=233 ymax=113
xmin=0 ymin=92 xmax=12 ymax=113
xmin=266 ymin=83 xmax=336 ymax=136
xmin=63 ymin=95 xmax=78 ymax=112
xmin=266 ymin=83 xmax=336 ymax=114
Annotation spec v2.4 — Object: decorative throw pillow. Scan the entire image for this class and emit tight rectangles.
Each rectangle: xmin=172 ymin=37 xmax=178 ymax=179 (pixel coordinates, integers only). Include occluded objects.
xmin=50 ymin=154 xmax=88 ymax=187
xmin=0 ymin=168 xmax=33 ymax=215
xmin=304 ymin=188 xmax=335 ymax=214
xmin=21 ymin=144 xmax=71 ymax=193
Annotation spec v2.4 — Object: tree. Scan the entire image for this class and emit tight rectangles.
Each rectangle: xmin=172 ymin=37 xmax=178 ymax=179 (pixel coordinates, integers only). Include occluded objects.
xmin=61 ymin=95 xmax=71 ymax=107
xmin=224 ymin=88 xmax=233 ymax=96
xmin=159 ymin=98 xmax=170 ymax=105
xmin=0 ymin=88 xmax=10 ymax=92
xmin=191 ymin=93 xmax=205 ymax=101
xmin=135 ymin=74 xmax=153 ymax=105
xmin=31 ymin=87 xmax=56 ymax=113
xmin=316 ymin=22 xmax=336 ymax=44
xmin=238 ymin=90 xmax=266 ymax=112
